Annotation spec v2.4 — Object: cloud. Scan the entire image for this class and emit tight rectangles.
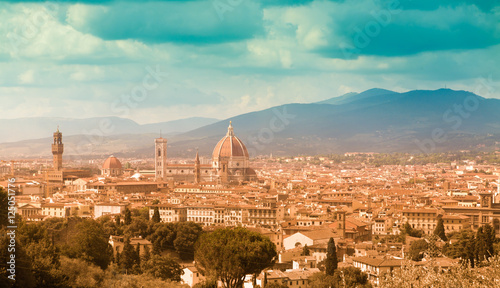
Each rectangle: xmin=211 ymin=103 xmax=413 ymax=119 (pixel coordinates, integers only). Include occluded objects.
xmin=272 ymin=0 xmax=500 ymax=58
xmin=65 ymin=1 xmax=264 ymax=44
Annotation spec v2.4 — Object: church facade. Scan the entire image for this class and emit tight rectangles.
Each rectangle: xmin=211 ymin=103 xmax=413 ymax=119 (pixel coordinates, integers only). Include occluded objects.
xmin=155 ymin=122 xmax=256 ymax=184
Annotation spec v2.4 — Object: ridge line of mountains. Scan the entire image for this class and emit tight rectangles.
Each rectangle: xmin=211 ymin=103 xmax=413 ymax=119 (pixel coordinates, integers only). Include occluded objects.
xmin=2 ymin=88 xmax=500 ymax=159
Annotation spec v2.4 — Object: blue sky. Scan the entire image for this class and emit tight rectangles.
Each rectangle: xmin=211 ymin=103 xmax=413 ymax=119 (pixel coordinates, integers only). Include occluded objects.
xmin=0 ymin=0 xmax=499 ymax=123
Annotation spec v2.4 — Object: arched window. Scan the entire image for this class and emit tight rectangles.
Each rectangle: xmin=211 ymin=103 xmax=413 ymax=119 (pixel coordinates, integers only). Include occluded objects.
xmin=158 ymin=148 xmax=161 ymax=157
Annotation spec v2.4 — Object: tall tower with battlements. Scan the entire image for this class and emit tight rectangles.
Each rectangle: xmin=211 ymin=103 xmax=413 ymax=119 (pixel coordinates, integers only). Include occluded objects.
xmin=52 ymin=128 xmax=64 ymax=171
xmin=155 ymin=137 xmax=167 ymax=180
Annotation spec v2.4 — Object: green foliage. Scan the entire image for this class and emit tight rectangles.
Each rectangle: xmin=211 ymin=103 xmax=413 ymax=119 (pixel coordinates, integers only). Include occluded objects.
xmin=152 ymin=207 xmax=161 ymax=224
xmin=408 ymin=239 xmax=428 ymax=261
xmin=147 ymin=222 xmax=203 ymax=260
xmin=132 ymin=207 xmax=150 ymax=221
xmin=302 ymin=244 xmax=310 ymax=256
xmin=98 ymin=215 xmax=124 ymax=236
xmin=124 ymin=208 xmax=132 ymax=225
xmin=443 ymin=229 xmax=476 ymax=268
xmin=124 ymin=217 xmax=149 ymax=238
xmin=102 ymin=273 xmax=188 ymax=288
xmin=309 ymin=268 xmax=371 ymax=288
xmin=65 ymin=219 xmax=114 ymax=270
xmin=0 ymin=187 xmax=9 ymax=227
xmin=195 ymin=227 xmax=277 ymax=288
xmin=57 ymin=256 xmax=106 ymax=288
xmin=325 ymin=237 xmax=338 ymax=276
xmin=119 ymin=237 xmax=141 ymax=274
xmin=148 ymin=222 xmax=177 ymax=254
xmin=475 ymin=224 xmax=496 ymax=262
xmin=434 ymin=218 xmax=447 ymax=242
xmin=193 ymin=279 xmax=218 ymax=288
xmin=380 ymin=256 xmax=500 ymax=288
xmin=174 ymin=222 xmax=203 ymax=260
xmin=265 ymin=281 xmax=289 ymax=288
xmin=0 ymin=228 xmax=37 ymax=288
xmin=141 ymin=255 xmax=183 ymax=282
xmin=402 ymin=222 xmax=424 ymax=238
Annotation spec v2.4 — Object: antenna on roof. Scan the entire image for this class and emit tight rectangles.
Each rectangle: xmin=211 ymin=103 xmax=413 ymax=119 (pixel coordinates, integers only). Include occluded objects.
xmin=160 ymin=129 xmax=162 ymax=138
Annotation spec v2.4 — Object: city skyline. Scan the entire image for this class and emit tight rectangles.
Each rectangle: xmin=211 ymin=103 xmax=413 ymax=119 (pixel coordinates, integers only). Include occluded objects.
xmin=1 ymin=0 xmax=499 ymax=124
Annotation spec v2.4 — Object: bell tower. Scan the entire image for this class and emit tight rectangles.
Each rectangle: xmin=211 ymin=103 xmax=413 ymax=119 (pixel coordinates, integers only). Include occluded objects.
xmin=52 ymin=127 xmax=64 ymax=171
xmin=155 ymin=137 xmax=167 ymax=180
xmin=194 ymin=149 xmax=201 ymax=184
xmin=335 ymin=209 xmax=346 ymax=238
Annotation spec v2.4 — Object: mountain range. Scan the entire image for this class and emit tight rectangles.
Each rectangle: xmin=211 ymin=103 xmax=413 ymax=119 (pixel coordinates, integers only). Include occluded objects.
xmin=2 ymin=88 xmax=500 ymax=159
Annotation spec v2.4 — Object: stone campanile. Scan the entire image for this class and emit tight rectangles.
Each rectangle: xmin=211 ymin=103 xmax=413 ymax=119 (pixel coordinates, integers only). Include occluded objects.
xmin=155 ymin=137 xmax=167 ymax=180
xmin=52 ymin=128 xmax=64 ymax=171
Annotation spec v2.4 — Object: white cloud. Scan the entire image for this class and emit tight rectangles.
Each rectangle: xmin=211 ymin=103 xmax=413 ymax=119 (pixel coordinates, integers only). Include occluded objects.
xmin=18 ymin=69 xmax=34 ymax=84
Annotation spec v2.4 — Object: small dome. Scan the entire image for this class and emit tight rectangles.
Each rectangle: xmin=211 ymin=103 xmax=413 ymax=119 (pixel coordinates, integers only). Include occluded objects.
xmin=212 ymin=122 xmax=249 ymax=159
xmin=103 ymin=156 xmax=122 ymax=169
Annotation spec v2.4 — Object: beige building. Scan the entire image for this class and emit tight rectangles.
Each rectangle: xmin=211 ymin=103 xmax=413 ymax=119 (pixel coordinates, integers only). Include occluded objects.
xmin=352 ymin=256 xmax=403 ymax=286
xmin=402 ymin=208 xmax=441 ymax=235
xmin=442 ymin=214 xmax=470 ymax=233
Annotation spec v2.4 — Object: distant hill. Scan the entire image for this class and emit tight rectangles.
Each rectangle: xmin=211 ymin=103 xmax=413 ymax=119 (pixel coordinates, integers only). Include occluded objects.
xmin=2 ymin=89 xmax=500 ymax=159
xmin=315 ymin=88 xmax=397 ymax=105
xmin=0 ymin=116 xmax=219 ymax=143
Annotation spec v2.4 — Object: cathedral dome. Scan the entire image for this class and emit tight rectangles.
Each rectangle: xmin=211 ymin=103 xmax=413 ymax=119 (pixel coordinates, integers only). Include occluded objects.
xmin=103 ymin=155 xmax=122 ymax=169
xmin=212 ymin=122 xmax=249 ymax=159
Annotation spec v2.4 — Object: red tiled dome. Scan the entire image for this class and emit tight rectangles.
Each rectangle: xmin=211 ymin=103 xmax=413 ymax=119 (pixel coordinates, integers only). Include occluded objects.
xmin=103 ymin=156 xmax=122 ymax=169
xmin=213 ymin=122 xmax=249 ymax=159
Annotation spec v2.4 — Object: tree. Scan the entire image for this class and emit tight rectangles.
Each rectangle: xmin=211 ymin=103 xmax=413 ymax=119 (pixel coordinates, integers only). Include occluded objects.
xmin=434 ymin=217 xmax=447 ymax=242
xmin=444 ymin=229 xmax=476 ymax=268
xmin=124 ymin=217 xmax=149 ymax=238
xmin=337 ymin=267 xmax=370 ymax=288
xmin=174 ymin=222 xmax=203 ymax=260
xmin=68 ymin=219 xmax=113 ymax=270
xmin=408 ymin=239 xmax=428 ymax=261
xmin=124 ymin=208 xmax=132 ymax=225
xmin=0 ymin=229 xmax=37 ymax=288
xmin=308 ymin=268 xmax=371 ymax=288
xmin=141 ymin=255 xmax=183 ymax=282
xmin=0 ymin=187 xmax=9 ymax=227
xmin=302 ymin=244 xmax=310 ymax=256
xmin=483 ymin=224 xmax=496 ymax=259
xmin=402 ymin=222 xmax=424 ymax=238
xmin=142 ymin=245 xmax=151 ymax=263
xmin=476 ymin=224 xmax=496 ymax=262
xmin=325 ymin=237 xmax=337 ymax=276
xmin=152 ymin=207 xmax=161 ymax=223
xmin=194 ymin=227 xmax=277 ymax=288
xmin=380 ymin=255 xmax=500 ymax=288
xmin=119 ymin=237 xmax=140 ymax=274
xmin=148 ymin=223 xmax=176 ymax=255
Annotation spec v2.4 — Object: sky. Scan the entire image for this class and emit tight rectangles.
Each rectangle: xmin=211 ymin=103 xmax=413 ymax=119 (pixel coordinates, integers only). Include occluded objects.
xmin=0 ymin=0 xmax=499 ymax=124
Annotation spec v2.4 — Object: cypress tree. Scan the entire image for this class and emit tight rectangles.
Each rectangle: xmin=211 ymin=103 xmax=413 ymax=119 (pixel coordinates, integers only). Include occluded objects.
xmin=142 ymin=245 xmax=151 ymax=263
xmin=302 ymin=244 xmax=310 ymax=256
xmin=484 ymin=224 xmax=495 ymax=259
xmin=325 ymin=237 xmax=338 ymax=275
xmin=434 ymin=217 xmax=447 ymax=242
xmin=124 ymin=208 xmax=132 ymax=225
xmin=475 ymin=226 xmax=487 ymax=262
xmin=152 ymin=207 xmax=161 ymax=223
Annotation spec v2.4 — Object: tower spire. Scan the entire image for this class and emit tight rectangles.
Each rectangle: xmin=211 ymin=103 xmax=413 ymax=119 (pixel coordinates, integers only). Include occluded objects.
xmin=227 ymin=121 xmax=234 ymax=137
